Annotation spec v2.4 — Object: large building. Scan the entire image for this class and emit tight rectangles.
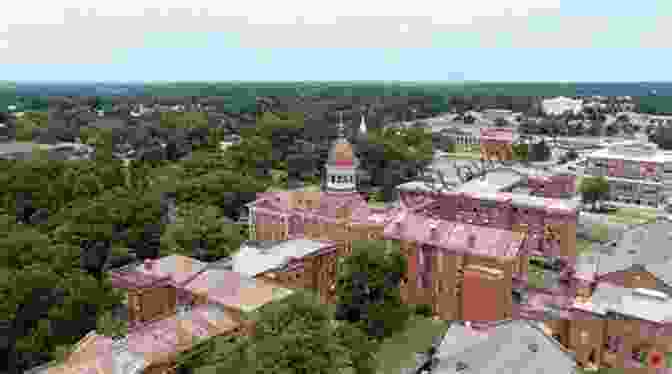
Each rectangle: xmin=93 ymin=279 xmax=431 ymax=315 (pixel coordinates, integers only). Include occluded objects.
xmin=585 ymin=141 xmax=672 ymax=207
xmin=245 ymin=118 xmax=672 ymax=370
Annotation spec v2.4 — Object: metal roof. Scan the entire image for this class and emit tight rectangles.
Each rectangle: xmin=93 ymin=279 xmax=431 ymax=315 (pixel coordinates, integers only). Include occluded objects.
xmin=433 ymin=320 xmax=576 ymax=374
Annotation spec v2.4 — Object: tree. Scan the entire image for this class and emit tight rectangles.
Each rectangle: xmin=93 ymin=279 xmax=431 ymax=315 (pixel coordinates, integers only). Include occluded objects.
xmin=182 ymin=291 xmax=378 ymax=374
xmin=512 ymin=142 xmax=529 ymax=162
xmin=579 ymin=176 xmax=610 ymax=211
xmin=335 ymin=240 xmax=410 ymax=341
xmin=160 ymin=204 xmax=245 ymax=261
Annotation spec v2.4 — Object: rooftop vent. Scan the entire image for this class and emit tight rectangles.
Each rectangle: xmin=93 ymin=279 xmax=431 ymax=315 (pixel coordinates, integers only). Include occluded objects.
xmin=633 ymin=288 xmax=670 ymax=301
xmin=456 ymin=361 xmax=469 ymax=371
xmin=528 ymin=343 xmax=539 ymax=352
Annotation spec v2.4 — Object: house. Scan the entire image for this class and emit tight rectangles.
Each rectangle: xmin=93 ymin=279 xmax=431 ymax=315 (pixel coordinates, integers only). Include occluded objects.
xmin=431 ymin=319 xmax=577 ymax=374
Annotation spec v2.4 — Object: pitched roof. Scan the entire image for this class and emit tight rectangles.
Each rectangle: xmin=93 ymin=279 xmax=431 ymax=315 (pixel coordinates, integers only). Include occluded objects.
xmin=455 ymin=168 xmax=524 ymax=194
xmin=228 ymin=239 xmax=336 ymax=277
xmin=111 ymin=255 xmax=208 ymax=288
xmin=433 ymin=320 xmax=576 ymax=374
xmin=184 ymin=269 xmax=293 ymax=311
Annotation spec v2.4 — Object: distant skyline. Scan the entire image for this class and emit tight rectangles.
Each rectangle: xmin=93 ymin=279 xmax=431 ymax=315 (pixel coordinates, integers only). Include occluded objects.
xmin=2 ymin=0 xmax=672 ymax=82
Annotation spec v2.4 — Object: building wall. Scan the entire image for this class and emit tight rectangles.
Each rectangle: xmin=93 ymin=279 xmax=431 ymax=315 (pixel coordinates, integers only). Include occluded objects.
xmin=480 ymin=140 xmax=514 ymax=161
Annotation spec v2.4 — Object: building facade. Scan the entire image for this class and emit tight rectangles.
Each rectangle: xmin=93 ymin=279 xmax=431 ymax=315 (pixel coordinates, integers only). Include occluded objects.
xmin=479 ymin=127 xmax=516 ymax=161
xmin=585 ymin=142 xmax=672 ymax=207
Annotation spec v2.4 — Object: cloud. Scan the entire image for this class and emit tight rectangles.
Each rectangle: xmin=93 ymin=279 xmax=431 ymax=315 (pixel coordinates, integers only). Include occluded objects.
xmin=0 ymin=0 xmax=670 ymax=65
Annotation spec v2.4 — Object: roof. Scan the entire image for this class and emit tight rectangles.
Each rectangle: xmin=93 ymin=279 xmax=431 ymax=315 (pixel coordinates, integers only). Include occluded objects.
xmin=183 ymin=269 xmax=293 ymax=312
xmin=327 ymin=138 xmax=358 ymax=167
xmin=588 ymin=142 xmax=671 ymax=163
xmin=110 ymin=255 xmax=208 ymax=288
xmin=38 ymin=332 xmax=148 ymax=374
xmin=573 ymin=282 xmax=672 ymax=323
xmin=0 ymin=141 xmax=52 ymax=155
xmin=228 ymin=239 xmax=336 ymax=277
xmin=123 ymin=303 xmax=241 ymax=365
xmin=433 ymin=320 xmax=576 ymax=374
xmin=455 ymin=169 xmax=524 ymax=194
xmin=595 ymin=220 xmax=672 ymax=276
xmin=383 ymin=212 xmax=524 ymax=259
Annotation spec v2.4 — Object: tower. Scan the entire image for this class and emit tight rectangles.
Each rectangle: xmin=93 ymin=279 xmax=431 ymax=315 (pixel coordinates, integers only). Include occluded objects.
xmin=359 ymin=113 xmax=367 ymax=136
xmin=323 ymin=113 xmax=359 ymax=193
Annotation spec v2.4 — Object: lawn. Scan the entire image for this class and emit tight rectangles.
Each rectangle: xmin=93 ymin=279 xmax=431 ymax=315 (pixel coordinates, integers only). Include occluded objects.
xmin=576 ymin=239 xmax=594 ymax=255
xmin=588 ymin=223 xmax=611 ymax=242
xmin=606 ymin=207 xmax=659 ymax=226
xmin=375 ymin=316 xmax=451 ymax=374
xmin=446 ymin=144 xmax=482 ymax=160
xmin=527 ymin=263 xmax=547 ymax=289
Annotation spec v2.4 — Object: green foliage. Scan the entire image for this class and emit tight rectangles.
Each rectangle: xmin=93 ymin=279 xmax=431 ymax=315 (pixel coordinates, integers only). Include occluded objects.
xmin=512 ymin=142 xmax=529 ymax=161
xmin=336 ymin=240 xmax=410 ymax=340
xmin=96 ymin=309 xmax=128 ymax=338
xmin=159 ymin=111 xmax=209 ymax=129
xmin=190 ymin=291 xmax=377 ymax=374
xmin=579 ymin=176 xmax=610 ymax=210
xmin=161 ymin=204 xmax=245 ymax=260
xmin=414 ymin=304 xmax=434 ymax=317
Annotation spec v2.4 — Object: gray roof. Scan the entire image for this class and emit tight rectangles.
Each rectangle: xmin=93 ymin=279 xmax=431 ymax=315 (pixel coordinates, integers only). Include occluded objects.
xmin=434 ymin=320 xmax=576 ymax=374
xmin=596 ymin=220 xmax=672 ymax=276
xmin=576 ymin=282 xmax=672 ymax=323
xmin=229 ymin=239 xmax=333 ymax=277
xmin=455 ymin=168 xmax=524 ymax=194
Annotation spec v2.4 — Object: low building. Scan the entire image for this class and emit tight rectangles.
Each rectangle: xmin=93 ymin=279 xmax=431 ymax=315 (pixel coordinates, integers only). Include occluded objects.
xmin=432 ymin=320 xmax=577 ymax=374
xmin=585 ymin=141 xmax=672 ymax=207
xmin=542 ymin=97 xmax=584 ymax=116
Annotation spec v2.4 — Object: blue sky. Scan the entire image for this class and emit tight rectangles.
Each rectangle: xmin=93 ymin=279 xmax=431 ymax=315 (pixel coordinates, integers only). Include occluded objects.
xmin=1 ymin=0 xmax=671 ymax=82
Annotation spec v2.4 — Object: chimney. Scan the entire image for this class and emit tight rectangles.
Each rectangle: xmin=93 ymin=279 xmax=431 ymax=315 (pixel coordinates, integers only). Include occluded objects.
xmin=429 ymin=221 xmax=439 ymax=241
xmin=467 ymin=234 xmax=477 ymax=249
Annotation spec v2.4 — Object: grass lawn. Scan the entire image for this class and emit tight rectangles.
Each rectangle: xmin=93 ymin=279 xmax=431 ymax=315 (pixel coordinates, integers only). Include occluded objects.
xmin=447 ymin=144 xmax=482 ymax=160
xmin=576 ymin=239 xmax=594 ymax=255
xmin=588 ymin=223 xmax=611 ymax=242
xmin=375 ymin=316 xmax=451 ymax=374
xmin=606 ymin=207 xmax=659 ymax=226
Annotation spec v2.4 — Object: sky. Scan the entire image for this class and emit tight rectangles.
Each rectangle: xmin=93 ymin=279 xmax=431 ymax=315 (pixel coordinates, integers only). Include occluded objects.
xmin=1 ymin=0 xmax=671 ymax=82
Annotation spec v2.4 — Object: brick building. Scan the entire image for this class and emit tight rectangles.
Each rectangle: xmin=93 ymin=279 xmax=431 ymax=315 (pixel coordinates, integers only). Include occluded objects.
xmin=479 ymin=127 xmax=516 ymax=161
xmin=585 ymin=141 xmax=672 ymax=207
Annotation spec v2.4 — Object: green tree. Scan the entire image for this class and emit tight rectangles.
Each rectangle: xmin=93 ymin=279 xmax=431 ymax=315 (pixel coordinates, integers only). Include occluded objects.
xmin=579 ymin=176 xmax=610 ymax=211
xmin=512 ymin=142 xmax=529 ymax=162
xmin=161 ymin=204 xmax=245 ymax=260
xmin=184 ymin=291 xmax=378 ymax=374
xmin=335 ymin=240 xmax=410 ymax=341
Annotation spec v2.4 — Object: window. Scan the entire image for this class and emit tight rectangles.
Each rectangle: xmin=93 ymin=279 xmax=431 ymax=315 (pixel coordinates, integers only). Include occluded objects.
xmin=580 ymin=331 xmax=589 ymax=344
xmin=331 ymin=176 xmax=336 ymax=184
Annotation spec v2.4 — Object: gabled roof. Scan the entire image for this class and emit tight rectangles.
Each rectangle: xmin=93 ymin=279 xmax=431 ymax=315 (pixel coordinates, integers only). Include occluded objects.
xmin=433 ymin=320 xmax=576 ymax=374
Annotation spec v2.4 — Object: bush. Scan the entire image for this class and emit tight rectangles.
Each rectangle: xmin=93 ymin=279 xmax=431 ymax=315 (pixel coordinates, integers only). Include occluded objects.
xmin=414 ymin=304 xmax=434 ymax=317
